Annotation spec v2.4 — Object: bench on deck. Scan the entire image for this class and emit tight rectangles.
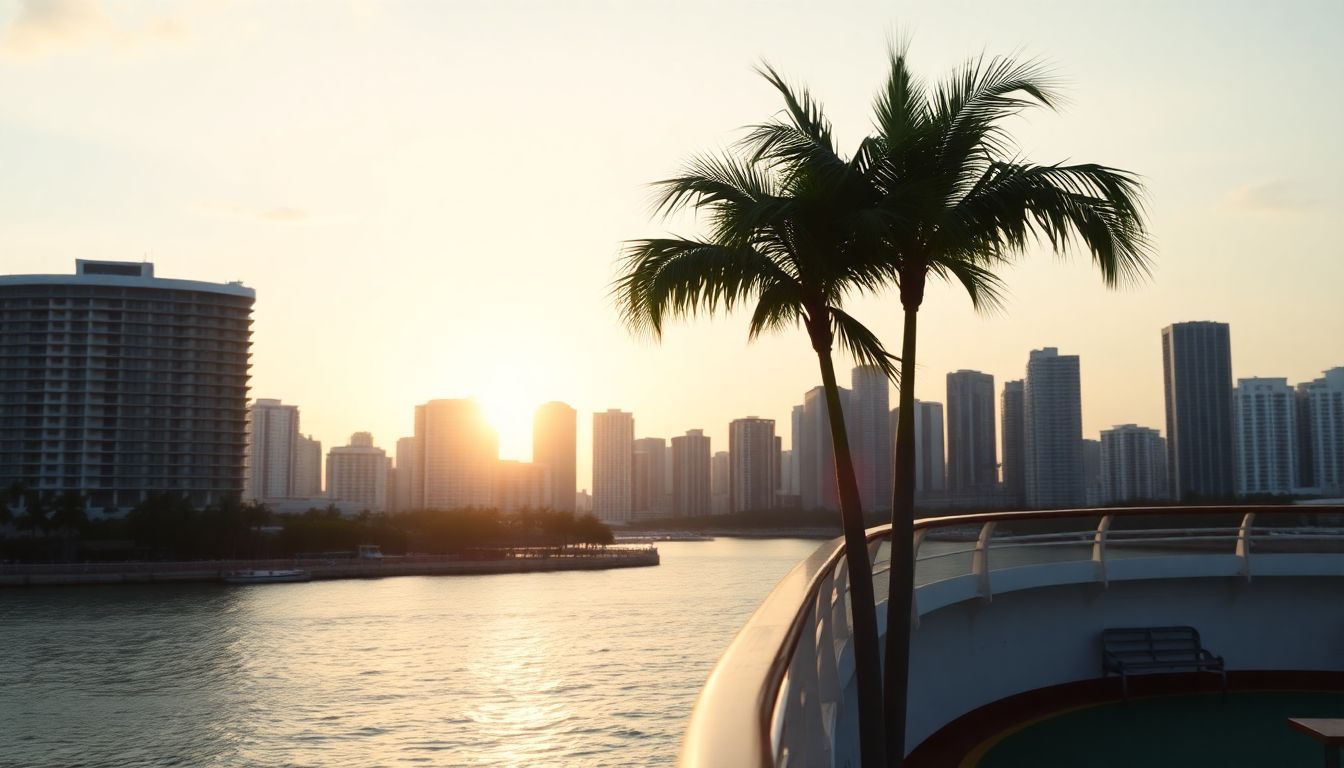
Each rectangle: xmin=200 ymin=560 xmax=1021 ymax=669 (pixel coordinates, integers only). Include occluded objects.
xmin=1101 ymin=626 xmax=1226 ymax=700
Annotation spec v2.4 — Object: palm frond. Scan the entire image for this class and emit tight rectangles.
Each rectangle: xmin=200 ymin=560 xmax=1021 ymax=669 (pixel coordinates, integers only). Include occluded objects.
xmin=829 ymin=306 xmax=900 ymax=382
xmin=746 ymin=281 xmax=805 ymax=340
xmin=753 ymin=61 xmax=835 ymax=152
xmin=650 ymin=151 xmax=776 ymax=219
xmin=871 ymin=44 xmax=929 ymax=150
xmin=946 ymin=161 xmax=1152 ymax=286
xmin=614 ymin=238 xmax=794 ymax=338
xmin=926 ymin=254 xmax=1008 ymax=315
xmin=931 ymin=54 xmax=1062 ymax=196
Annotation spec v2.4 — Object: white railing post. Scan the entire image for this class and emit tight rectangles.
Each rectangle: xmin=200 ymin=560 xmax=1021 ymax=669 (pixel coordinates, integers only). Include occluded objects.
xmin=831 ymin=556 xmax=850 ymax=648
xmin=911 ymin=528 xmax=926 ymax=629
xmin=781 ymin=663 xmax=805 ymax=767
xmin=1092 ymin=514 xmax=1113 ymax=587
xmin=813 ymin=575 xmax=839 ymax=767
xmin=973 ymin=521 xmax=996 ymax=602
xmin=1237 ymin=512 xmax=1255 ymax=581
xmin=793 ymin=601 xmax=828 ymax=767
xmin=867 ymin=537 xmax=883 ymax=569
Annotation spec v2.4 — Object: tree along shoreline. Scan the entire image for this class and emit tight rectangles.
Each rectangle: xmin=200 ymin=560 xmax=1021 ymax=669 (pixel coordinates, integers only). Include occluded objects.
xmin=0 ymin=488 xmax=615 ymax=564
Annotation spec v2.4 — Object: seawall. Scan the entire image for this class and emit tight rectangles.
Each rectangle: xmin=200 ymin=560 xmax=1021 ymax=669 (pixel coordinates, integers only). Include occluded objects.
xmin=0 ymin=548 xmax=660 ymax=587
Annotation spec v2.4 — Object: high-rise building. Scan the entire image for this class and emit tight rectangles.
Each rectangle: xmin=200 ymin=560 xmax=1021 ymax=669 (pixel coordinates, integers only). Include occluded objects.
xmin=729 ymin=417 xmax=777 ymax=513
xmin=779 ymin=449 xmax=794 ymax=499
xmin=495 ymin=460 xmax=550 ymax=513
xmin=1304 ymin=368 xmax=1344 ymax=495
xmin=394 ymin=437 xmax=415 ymax=513
xmin=947 ymin=370 xmax=998 ymax=492
xmin=773 ymin=435 xmax=783 ymax=498
xmin=1233 ymin=378 xmax=1298 ymax=496
xmin=850 ymin=366 xmax=892 ymax=513
xmin=247 ymin=399 xmax=300 ymax=502
xmin=1100 ymin=424 xmax=1167 ymax=504
xmin=891 ymin=401 xmax=945 ymax=493
xmin=293 ymin=434 xmax=323 ymax=497
xmin=413 ymin=399 xmax=497 ymax=510
xmin=1001 ymin=380 xmax=1026 ymax=506
xmin=800 ymin=386 xmax=851 ymax=512
xmin=1162 ymin=322 xmax=1235 ymax=500
xmin=1082 ymin=438 xmax=1102 ymax=506
xmin=1296 ymin=383 xmax=1316 ymax=490
xmin=533 ymin=402 xmax=577 ymax=513
xmin=327 ymin=432 xmax=388 ymax=511
xmin=592 ymin=409 xmax=634 ymax=524
xmin=632 ymin=437 xmax=667 ymax=519
xmin=0 ymin=260 xmax=254 ymax=513
xmin=1024 ymin=347 xmax=1084 ymax=509
xmin=671 ymin=429 xmax=712 ymax=517
xmin=710 ymin=450 xmax=730 ymax=514
xmin=784 ymin=408 xmax=795 ymax=497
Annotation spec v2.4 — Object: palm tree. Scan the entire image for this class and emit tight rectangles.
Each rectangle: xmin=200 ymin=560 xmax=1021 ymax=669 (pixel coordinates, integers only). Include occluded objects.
xmin=17 ymin=489 xmax=52 ymax=538
xmin=867 ymin=49 xmax=1152 ymax=763
xmin=0 ymin=482 xmax=20 ymax=532
xmin=615 ymin=66 xmax=898 ymax=767
xmin=50 ymin=490 xmax=88 ymax=562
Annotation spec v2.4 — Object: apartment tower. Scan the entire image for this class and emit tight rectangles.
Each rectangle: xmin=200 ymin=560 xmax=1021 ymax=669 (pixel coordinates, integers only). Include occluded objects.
xmin=947 ymin=370 xmax=998 ymax=492
xmin=1023 ymin=348 xmax=1084 ymax=509
xmin=592 ymin=409 xmax=634 ymax=524
xmin=729 ymin=417 xmax=777 ymax=513
xmin=533 ymin=402 xmax=577 ymax=512
xmin=1162 ymin=322 xmax=1235 ymax=500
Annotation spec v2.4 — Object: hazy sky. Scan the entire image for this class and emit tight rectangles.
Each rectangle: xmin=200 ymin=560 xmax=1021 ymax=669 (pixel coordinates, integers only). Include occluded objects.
xmin=2 ymin=0 xmax=1341 ymax=492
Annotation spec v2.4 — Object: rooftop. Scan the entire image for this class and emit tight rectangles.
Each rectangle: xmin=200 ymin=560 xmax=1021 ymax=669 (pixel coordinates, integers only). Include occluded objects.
xmin=0 ymin=259 xmax=255 ymax=299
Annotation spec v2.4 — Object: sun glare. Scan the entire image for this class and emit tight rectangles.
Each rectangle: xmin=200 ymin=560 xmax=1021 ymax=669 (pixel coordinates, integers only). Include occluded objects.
xmin=478 ymin=379 xmax=537 ymax=463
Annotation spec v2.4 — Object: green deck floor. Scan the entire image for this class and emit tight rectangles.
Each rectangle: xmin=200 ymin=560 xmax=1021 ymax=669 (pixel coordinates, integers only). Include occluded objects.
xmin=977 ymin=691 xmax=1344 ymax=767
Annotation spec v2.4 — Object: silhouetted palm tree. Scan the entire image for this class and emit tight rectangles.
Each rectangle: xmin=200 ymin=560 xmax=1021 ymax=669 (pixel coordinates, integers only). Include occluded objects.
xmin=867 ymin=48 xmax=1151 ymax=763
xmin=0 ymin=482 xmax=20 ymax=531
xmin=51 ymin=490 xmax=87 ymax=530
xmin=17 ymin=489 xmax=52 ymax=538
xmin=615 ymin=65 xmax=898 ymax=766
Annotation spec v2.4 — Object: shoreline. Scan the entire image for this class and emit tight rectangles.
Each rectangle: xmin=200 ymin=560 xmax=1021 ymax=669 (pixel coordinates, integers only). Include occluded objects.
xmin=0 ymin=548 xmax=660 ymax=587
xmin=622 ymin=527 xmax=840 ymax=540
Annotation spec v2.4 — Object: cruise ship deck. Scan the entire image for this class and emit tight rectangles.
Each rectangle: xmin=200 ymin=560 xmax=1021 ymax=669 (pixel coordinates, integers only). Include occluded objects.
xmin=680 ymin=505 xmax=1344 ymax=767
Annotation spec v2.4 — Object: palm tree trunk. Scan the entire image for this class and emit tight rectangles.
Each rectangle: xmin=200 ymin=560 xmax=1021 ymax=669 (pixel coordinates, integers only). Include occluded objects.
xmin=884 ymin=301 xmax=920 ymax=765
xmin=815 ymin=345 xmax=887 ymax=768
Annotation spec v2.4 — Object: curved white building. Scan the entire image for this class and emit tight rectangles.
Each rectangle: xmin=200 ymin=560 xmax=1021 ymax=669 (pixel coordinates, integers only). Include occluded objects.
xmin=0 ymin=260 xmax=254 ymax=514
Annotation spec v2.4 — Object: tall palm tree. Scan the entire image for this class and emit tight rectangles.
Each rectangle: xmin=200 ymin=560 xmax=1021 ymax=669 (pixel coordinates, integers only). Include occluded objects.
xmin=867 ymin=49 xmax=1152 ymax=763
xmin=615 ymin=66 xmax=898 ymax=767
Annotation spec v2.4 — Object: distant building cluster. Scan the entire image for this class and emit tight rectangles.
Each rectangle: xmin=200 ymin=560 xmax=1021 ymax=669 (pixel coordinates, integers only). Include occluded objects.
xmin=244 ymin=397 xmax=580 ymax=517
xmin=776 ymin=322 xmax=1341 ymax=514
xmin=2 ymin=262 xmax=1340 ymax=520
xmin=589 ymin=413 xmax=786 ymax=525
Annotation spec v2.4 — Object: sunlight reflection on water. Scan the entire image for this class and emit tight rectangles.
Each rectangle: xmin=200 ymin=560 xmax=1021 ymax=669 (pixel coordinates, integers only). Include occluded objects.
xmin=0 ymin=538 xmax=821 ymax=767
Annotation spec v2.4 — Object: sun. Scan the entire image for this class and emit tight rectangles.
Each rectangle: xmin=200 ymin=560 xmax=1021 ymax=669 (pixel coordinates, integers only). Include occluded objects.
xmin=477 ymin=380 xmax=537 ymax=463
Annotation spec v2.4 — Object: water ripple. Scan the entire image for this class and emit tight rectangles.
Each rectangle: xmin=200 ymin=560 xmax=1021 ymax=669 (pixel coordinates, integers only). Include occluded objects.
xmin=0 ymin=539 xmax=821 ymax=767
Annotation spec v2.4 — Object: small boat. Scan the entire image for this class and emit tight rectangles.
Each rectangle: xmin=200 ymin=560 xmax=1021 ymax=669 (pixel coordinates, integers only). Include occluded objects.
xmin=222 ymin=569 xmax=311 ymax=585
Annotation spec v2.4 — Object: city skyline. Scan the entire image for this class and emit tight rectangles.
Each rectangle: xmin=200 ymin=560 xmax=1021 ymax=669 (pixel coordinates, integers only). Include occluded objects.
xmin=238 ymin=347 xmax=1344 ymax=499
xmin=2 ymin=2 xmax=1340 ymax=494
xmin=5 ymin=256 xmax=1332 ymax=510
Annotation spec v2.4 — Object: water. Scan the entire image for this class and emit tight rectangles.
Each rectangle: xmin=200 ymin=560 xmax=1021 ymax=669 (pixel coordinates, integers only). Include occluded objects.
xmin=0 ymin=538 xmax=822 ymax=768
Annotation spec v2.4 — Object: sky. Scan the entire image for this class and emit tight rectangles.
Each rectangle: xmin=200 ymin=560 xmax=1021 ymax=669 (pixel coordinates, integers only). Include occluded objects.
xmin=1 ymin=0 xmax=1341 ymax=493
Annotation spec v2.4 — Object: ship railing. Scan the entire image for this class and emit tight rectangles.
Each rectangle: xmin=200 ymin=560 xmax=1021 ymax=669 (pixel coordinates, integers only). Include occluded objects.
xmin=679 ymin=504 xmax=1344 ymax=768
